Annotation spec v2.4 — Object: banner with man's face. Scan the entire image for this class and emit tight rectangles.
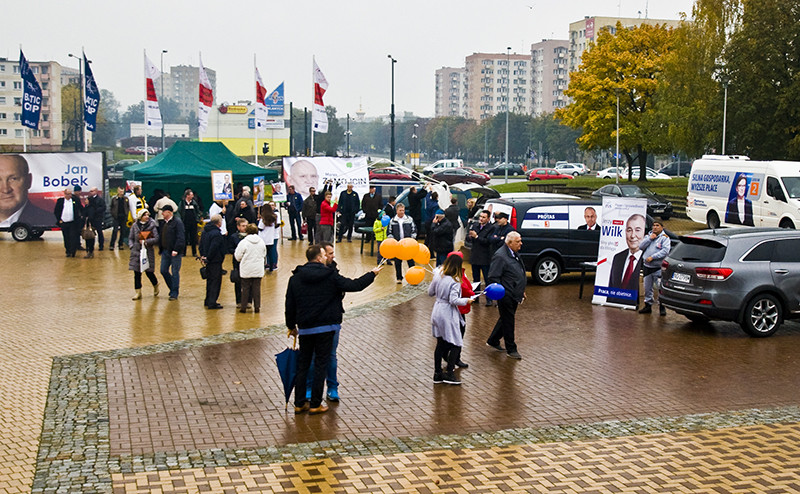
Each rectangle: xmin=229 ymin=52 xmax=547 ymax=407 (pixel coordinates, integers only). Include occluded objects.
xmin=282 ymin=157 xmax=369 ymax=200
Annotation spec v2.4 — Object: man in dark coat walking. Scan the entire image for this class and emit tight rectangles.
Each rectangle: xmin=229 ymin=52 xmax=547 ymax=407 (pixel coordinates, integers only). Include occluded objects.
xmin=199 ymin=215 xmax=226 ymax=309
xmin=486 ymin=231 xmax=527 ymax=359
xmin=468 ymin=210 xmax=495 ymax=304
xmin=159 ymin=205 xmax=185 ymax=300
xmin=360 ymin=185 xmax=382 ymax=239
xmin=407 ymin=186 xmax=427 ymax=236
xmin=336 ymin=183 xmax=360 ymax=242
xmin=86 ymin=187 xmax=106 ymax=251
xmin=285 ymin=185 xmax=304 ymax=240
xmin=53 ymin=187 xmax=83 ymax=257
xmin=428 ymin=209 xmax=454 ymax=266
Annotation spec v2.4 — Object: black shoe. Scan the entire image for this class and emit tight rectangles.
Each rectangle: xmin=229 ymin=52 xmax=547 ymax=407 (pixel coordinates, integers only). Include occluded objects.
xmin=207 ymin=304 xmax=223 ymax=310
xmin=486 ymin=342 xmax=505 ymax=352
xmin=638 ymin=303 xmax=652 ymax=314
xmin=299 ymin=236 xmax=304 ymax=240
xmin=456 ymin=360 xmax=469 ymax=369
xmin=221 ymin=269 xmax=228 ymax=275
xmin=443 ymin=372 xmax=461 ymax=385
xmin=659 ymin=304 xmax=667 ymax=316
xmin=506 ymin=351 xmax=523 ymax=360
xmin=288 ymin=237 xmax=297 ymax=241
xmin=433 ymin=371 xmax=444 ymax=384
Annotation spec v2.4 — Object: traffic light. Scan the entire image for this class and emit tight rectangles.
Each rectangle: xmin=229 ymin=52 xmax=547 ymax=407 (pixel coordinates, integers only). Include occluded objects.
xmin=262 ymin=142 xmax=270 ymax=155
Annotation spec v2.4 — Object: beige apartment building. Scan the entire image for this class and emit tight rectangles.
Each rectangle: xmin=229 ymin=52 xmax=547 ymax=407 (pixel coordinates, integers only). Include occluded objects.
xmin=0 ymin=58 xmax=63 ymax=151
xmin=434 ymin=67 xmax=467 ymax=118
xmin=158 ymin=65 xmax=217 ymax=121
xmin=464 ymin=52 xmax=531 ymax=120
xmin=530 ymin=39 xmax=570 ymax=116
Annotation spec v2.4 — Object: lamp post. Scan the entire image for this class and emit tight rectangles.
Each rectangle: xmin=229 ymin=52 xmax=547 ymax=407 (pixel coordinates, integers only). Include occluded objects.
xmin=504 ymin=46 xmax=511 ymax=184
xmin=412 ymin=123 xmax=419 ymax=170
xmin=161 ymin=50 xmax=167 ymax=154
xmin=67 ymin=53 xmax=85 ymax=152
xmin=615 ymin=87 xmax=622 ymax=185
xmin=344 ymin=113 xmax=352 ymax=157
xmin=722 ymin=79 xmax=729 ymax=155
xmin=388 ymin=54 xmax=397 ymax=162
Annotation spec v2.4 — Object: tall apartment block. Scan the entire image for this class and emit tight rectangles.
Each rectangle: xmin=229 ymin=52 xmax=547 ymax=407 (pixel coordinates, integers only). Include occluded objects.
xmin=0 ymin=58 xmax=63 ymax=151
xmin=158 ymin=65 xmax=217 ymax=121
xmin=434 ymin=67 xmax=466 ymax=118
xmin=530 ymin=40 xmax=570 ymax=116
xmin=464 ymin=52 xmax=531 ymax=120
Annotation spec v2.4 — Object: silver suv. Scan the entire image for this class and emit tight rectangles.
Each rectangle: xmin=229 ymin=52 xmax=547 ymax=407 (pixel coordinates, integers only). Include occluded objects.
xmin=660 ymin=228 xmax=800 ymax=337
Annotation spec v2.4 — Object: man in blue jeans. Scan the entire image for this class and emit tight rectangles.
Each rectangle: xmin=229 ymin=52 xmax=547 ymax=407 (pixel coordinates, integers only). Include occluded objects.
xmin=158 ymin=205 xmax=185 ymax=300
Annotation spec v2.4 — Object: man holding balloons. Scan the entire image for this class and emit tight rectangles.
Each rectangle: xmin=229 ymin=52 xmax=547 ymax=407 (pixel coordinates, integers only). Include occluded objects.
xmin=486 ymin=231 xmax=527 ymax=360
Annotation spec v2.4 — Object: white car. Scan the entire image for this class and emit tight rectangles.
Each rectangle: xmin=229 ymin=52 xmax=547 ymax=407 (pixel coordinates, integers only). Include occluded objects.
xmin=630 ymin=167 xmax=672 ymax=180
xmin=596 ymin=167 xmax=626 ymax=179
xmin=555 ymin=163 xmax=588 ymax=176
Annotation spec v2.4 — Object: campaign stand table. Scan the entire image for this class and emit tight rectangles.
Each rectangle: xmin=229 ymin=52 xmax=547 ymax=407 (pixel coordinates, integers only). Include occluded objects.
xmin=578 ymin=261 xmax=598 ymax=299
xmin=358 ymin=227 xmax=375 ymax=255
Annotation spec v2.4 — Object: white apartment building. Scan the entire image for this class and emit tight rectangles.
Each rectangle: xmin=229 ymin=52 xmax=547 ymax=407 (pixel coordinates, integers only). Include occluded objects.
xmin=464 ymin=52 xmax=530 ymax=121
xmin=0 ymin=58 xmax=63 ymax=151
xmin=530 ymin=39 xmax=570 ymax=116
xmin=434 ymin=67 xmax=467 ymax=118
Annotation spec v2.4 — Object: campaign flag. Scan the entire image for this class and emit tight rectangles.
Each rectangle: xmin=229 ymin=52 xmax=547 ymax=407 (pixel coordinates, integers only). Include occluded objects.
xmin=254 ymin=67 xmax=267 ymax=130
xmin=144 ymin=55 xmax=162 ymax=129
xmin=19 ymin=50 xmax=42 ymax=130
xmin=198 ymin=55 xmax=213 ymax=133
xmin=267 ymin=82 xmax=284 ymax=116
xmin=83 ymin=51 xmax=100 ymax=132
xmin=312 ymin=60 xmax=328 ymax=133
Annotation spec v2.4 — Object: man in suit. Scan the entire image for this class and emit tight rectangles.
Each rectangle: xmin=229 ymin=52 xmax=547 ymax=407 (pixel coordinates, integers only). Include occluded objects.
xmin=468 ymin=210 xmax=496 ymax=305
xmin=0 ymin=154 xmax=53 ymax=228
xmin=360 ymin=185 xmax=383 ymax=239
xmin=607 ymin=213 xmax=646 ymax=307
xmin=577 ymin=206 xmax=599 ymax=230
xmin=53 ymin=187 xmax=84 ymax=257
xmin=337 ymin=183 xmax=360 ymax=243
xmin=486 ymin=231 xmax=527 ymax=359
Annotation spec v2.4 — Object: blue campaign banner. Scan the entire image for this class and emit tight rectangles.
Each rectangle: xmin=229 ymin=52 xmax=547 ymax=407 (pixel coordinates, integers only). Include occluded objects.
xmin=83 ymin=53 xmax=100 ymax=132
xmin=19 ymin=50 xmax=42 ymax=130
xmin=266 ymin=82 xmax=284 ymax=116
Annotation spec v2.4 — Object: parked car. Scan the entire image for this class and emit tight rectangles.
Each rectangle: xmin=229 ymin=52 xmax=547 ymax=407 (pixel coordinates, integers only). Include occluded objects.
xmin=597 ymin=167 xmax=626 ymax=179
xmin=658 ymin=161 xmax=693 ymax=177
xmin=555 ymin=163 xmax=589 ymax=176
xmin=459 ymin=167 xmax=491 ymax=181
xmin=369 ymin=167 xmax=413 ymax=181
xmin=432 ymin=167 xmax=489 ymax=185
xmin=485 ymin=162 xmax=526 ymax=176
xmin=591 ymin=184 xmax=673 ymax=220
xmin=527 ymin=168 xmax=575 ymax=181
xmin=660 ymin=228 xmax=800 ymax=337
xmin=107 ymin=159 xmax=140 ymax=179
xmin=422 ymin=159 xmax=464 ymax=175
xmin=630 ymin=167 xmax=672 ymax=180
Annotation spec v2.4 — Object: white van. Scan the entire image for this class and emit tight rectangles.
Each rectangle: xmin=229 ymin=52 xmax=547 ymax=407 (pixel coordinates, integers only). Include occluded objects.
xmin=422 ymin=159 xmax=463 ymax=175
xmin=687 ymin=155 xmax=800 ymax=228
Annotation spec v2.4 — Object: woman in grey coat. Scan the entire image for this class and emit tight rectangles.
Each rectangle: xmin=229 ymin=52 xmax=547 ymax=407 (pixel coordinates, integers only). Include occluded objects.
xmin=428 ymin=254 xmax=474 ymax=385
xmin=128 ymin=209 xmax=160 ymax=300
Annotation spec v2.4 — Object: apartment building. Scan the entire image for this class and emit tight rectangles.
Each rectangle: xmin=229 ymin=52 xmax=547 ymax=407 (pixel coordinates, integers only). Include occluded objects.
xmin=158 ymin=65 xmax=217 ymax=121
xmin=0 ymin=58 xmax=63 ymax=151
xmin=530 ymin=39 xmax=570 ymax=116
xmin=464 ymin=52 xmax=530 ymax=121
xmin=434 ymin=67 xmax=467 ymax=118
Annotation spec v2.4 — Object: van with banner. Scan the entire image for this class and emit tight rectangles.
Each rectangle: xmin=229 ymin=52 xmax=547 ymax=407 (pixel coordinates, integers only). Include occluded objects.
xmin=686 ymin=155 xmax=800 ymax=229
xmin=0 ymin=152 xmax=103 ymax=241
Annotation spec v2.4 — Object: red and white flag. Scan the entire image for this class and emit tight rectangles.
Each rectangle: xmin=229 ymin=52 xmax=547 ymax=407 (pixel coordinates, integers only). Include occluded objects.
xmin=312 ymin=59 xmax=328 ymax=133
xmin=254 ymin=67 xmax=267 ymax=131
xmin=198 ymin=55 xmax=213 ymax=133
xmin=144 ymin=55 xmax=162 ymax=130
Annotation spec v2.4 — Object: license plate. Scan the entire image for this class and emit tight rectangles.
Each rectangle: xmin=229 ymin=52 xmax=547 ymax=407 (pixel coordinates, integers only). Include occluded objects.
xmin=671 ymin=272 xmax=691 ymax=283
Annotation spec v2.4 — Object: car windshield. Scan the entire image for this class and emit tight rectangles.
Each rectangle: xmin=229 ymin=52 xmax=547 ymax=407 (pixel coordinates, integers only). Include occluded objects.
xmin=671 ymin=237 xmax=726 ymax=262
xmin=619 ymin=186 xmax=649 ymax=198
xmin=782 ymin=177 xmax=800 ymax=198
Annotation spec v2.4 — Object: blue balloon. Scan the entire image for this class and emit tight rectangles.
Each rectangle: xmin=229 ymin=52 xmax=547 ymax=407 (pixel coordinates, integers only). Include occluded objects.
xmin=484 ymin=283 xmax=506 ymax=301
xmin=381 ymin=216 xmax=391 ymax=227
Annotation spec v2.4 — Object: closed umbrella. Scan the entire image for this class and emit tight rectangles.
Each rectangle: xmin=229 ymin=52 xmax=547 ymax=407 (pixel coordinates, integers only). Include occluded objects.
xmin=274 ymin=335 xmax=299 ymax=410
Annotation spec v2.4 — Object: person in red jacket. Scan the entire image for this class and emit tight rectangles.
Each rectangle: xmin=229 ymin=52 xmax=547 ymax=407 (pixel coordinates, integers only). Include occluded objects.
xmin=450 ymin=251 xmax=473 ymax=369
xmin=318 ymin=190 xmax=337 ymax=243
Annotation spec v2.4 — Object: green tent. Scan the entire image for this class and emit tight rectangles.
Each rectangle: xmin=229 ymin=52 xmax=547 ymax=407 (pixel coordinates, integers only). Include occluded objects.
xmin=123 ymin=141 xmax=279 ymax=213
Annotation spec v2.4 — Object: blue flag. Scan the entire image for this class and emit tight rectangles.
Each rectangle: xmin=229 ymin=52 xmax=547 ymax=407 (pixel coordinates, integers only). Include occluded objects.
xmin=19 ymin=50 xmax=42 ymax=130
xmin=266 ymin=82 xmax=284 ymax=116
xmin=83 ymin=51 xmax=100 ymax=132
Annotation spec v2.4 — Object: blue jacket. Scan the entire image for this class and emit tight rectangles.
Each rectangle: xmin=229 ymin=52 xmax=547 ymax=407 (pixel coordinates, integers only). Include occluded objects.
xmin=639 ymin=231 xmax=671 ymax=269
xmin=286 ymin=191 xmax=303 ymax=213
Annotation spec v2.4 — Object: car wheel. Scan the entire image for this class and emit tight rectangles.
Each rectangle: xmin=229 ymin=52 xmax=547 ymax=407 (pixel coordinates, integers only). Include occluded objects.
xmin=573 ymin=172 xmax=579 ymax=177
xmin=779 ymin=218 xmax=795 ymax=229
xmin=11 ymin=224 xmax=31 ymax=241
xmin=740 ymin=293 xmax=782 ymax=337
xmin=707 ymin=211 xmax=720 ymax=229
xmin=513 ymin=171 xmax=519 ymax=176
xmin=533 ymin=256 xmax=561 ymax=285
xmin=533 ymin=178 xmax=540 ymax=181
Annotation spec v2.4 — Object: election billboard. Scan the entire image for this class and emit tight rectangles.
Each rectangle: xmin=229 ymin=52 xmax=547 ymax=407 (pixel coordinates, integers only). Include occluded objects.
xmin=282 ymin=156 xmax=369 ymax=199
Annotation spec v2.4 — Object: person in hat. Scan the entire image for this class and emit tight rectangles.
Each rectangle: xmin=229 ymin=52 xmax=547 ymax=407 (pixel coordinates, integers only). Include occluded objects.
xmin=428 ymin=208 xmax=455 ymax=266
xmin=158 ymin=204 xmax=185 ymax=300
xmin=373 ymin=209 xmax=388 ymax=265
xmin=489 ymin=212 xmax=515 ymax=253
xmin=129 ymin=209 xmax=160 ymax=300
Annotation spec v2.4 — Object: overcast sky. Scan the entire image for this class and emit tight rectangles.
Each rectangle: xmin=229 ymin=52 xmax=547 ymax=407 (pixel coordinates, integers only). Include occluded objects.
xmin=4 ymin=0 xmax=694 ymax=119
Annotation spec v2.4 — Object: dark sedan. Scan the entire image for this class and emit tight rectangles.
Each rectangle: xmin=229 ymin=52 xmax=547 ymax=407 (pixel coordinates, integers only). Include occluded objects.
xmin=432 ymin=168 xmax=490 ymax=185
xmin=591 ymin=184 xmax=673 ymax=220
xmin=485 ymin=162 xmax=526 ymax=176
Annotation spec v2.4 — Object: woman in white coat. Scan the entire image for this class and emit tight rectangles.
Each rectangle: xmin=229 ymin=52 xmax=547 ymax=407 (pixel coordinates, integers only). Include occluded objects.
xmin=234 ymin=223 xmax=267 ymax=313
xmin=258 ymin=204 xmax=281 ymax=272
xmin=428 ymin=254 xmax=475 ymax=385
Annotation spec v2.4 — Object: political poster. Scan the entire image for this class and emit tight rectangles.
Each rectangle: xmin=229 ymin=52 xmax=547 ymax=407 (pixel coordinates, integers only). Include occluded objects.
xmin=271 ymin=182 xmax=287 ymax=203
xmin=266 ymin=82 xmax=284 ymax=116
xmin=211 ymin=170 xmax=233 ymax=201
xmin=592 ymin=196 xmax=648 ymax=309
xmin=253 ymin=176 xmax=265 ymax=206
xmin=282 ymin=156 xmax=369 ymax=200
xmin=19 ymin=50 xmax=42 ymax=130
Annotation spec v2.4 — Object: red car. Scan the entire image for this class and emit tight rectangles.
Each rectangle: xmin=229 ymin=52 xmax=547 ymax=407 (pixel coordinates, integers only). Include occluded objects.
xmin=368 ymin=168 xmax=413 ymax=181
xmin=432 ymin=168 xmax=489 ymax=185
xmin=460 ymin=167 xmax=491 ymax=181
xmin=527 ymin=168 xmax=575 ymax=181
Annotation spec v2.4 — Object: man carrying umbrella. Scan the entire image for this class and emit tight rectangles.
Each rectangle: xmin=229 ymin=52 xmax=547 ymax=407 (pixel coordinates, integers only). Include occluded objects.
xmin=285 ymin=244 xmax=383 ymax=414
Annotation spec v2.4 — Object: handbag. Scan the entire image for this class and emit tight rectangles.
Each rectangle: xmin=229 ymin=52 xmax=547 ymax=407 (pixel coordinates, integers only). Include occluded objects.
xmin=200 ymin=266 xmax=208 ymax=279
xmin=139 ymin=243 xmax=150 ymax=271
xmin=301 ymin=223 xmax=308 ymax=235
xmin=81 ymin=225 xmax=96 ymax=240
xmin=230 ymin=268 xmax=240 ymax=283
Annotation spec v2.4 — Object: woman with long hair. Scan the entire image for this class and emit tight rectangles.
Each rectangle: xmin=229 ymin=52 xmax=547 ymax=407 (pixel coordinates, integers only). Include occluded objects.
xmin=258 ymin=203 xmax=280 ymax=272
xmin=428 ymin=253 xmax=475 ymax=385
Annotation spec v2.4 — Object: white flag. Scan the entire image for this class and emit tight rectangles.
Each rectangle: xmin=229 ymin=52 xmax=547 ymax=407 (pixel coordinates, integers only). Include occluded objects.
xmin=198 ymin=55 xmax=213 ymax=133
xmin=144 ymin=55 xmax=162 ymax=130
xmin=255 ymin=67 xmax=267 ymax=131
xmin=312 ymin=59 xmax=328 ymax=134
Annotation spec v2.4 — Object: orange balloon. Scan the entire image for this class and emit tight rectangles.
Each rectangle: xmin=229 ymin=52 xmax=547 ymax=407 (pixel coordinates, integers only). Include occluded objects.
xmin=413 ymin=243 xmax=431 ymax=265
xmin=379 ymin=238 xmax=399 ymax=259
xmin=404 ymin=266 xmax=426 ymax=285
xmin=397 ymin=238 xmax=420 ymax=261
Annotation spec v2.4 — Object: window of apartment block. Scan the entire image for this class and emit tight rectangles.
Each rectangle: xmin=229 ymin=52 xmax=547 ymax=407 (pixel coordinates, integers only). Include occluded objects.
xmin=14 ymin=113 xmax=21 ymax=121
xmin=0 ymin=64 xmax=5 ymax=72
xmin=14 ymin=97 xmax=21 ymax=105
xmin=0 ymin=81 xmax=4 ymax=87
xmin=13 ymin=81 xmax=22 ymax=90
xmin=33 ymin=130 xmax=40 ymax=137
xmin=15 ymin=129 xmax=23 ymax=137
xmin=0 ymin=113 xmax=5 ymax=119
xmin=31 ymin=66 xmax=39 ymax=74
xmin=0 ymin=97 xmax=4 ymax=104
xmin=43 ymin=130 xmax=50 ymax=138
xmin=13 ymin=65 xmax=20 ymax=74
xmin=41 ymin=66 xmax=48 ymax=74
xmin=42 ymin=113 xmax=48 ymax=122
xmin=42 ymin=82 xmax=48 ymax=90
xmin=0 ymin=129 xmax=7 ymax=135
xmin=42 ymin=97 xmax=48 ymax=106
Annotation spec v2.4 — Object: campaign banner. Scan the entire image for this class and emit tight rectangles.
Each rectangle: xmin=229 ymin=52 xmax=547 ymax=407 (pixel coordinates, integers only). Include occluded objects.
xmin=211 ymin=170 xmax=233 ymax=201
xmin=83 ymin=53 xmax=100 ymax=132
xmin=689 ymin=169 xmax=763 ymax=201
xmin=519 ymin=204 xmax=602 ymax=230
xmin=266 ymin=82 xmax=284 ymax=116
xmin=270 ymin=182 xmax=287 ymax=203
xmin=0 ymin=153 xmax=102 ymax=228
xmin=248 ymin=117 xmax=284 ymax=130
xmin=592 ymin=196 xmax=648 ymax=309
xmin=19 ymin=50 xmax=42 ymax=130
xmin=253 ymin=176 xmax=265 ymax=206
xmin=282 ymin=156 xmax=369 ymax=199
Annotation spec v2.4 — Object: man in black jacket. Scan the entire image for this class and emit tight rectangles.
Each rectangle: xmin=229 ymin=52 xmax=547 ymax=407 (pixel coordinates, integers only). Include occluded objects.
xmin=337 ymin=183 xmax=360 ymax=242
xmin=468 ymin=210 xmax=495 ymax=304
xmin=286 ymin=244 xmax=382 ymax=415
xmin=489 ymin=212 xmax=515 ymax=252
xmin=407 ymin=186 xmax=427 ymax=235
xmin=53 ymin=187 xmax=83 ymax=257
xmin=159 ymin=205 xmax=185 ymax=300
xmin=199 ymin=215 xmax=226 ymax=309
xmin=486 ymin=231 xmax=527 ymax=359
xmin=428 ymin=209 xmax=454 ymax=266
xmin=86 ymin=187 xmax=106 ymax=251
xmin=109 ymin=187 xmax=129 ymax=250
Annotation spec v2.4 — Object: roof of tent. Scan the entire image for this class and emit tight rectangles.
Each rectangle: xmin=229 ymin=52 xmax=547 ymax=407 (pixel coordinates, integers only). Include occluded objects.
xmin=123 ymin=141 xmax=279 ymax=182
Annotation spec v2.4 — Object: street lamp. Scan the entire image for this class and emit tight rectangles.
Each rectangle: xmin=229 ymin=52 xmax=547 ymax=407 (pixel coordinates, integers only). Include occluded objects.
xmin=722 ymin=79 xmax=729 ymax=155
xmin=161 ymin=49 xmax=167 ymax=153
xmin=504 ymin=46 xmax=511 ymax=184
xmin=67 ymin=53 xmax=85 ymax=152
xmin=615 ymin=87 xmax=622 ymax=185
xmin=388 ymin=54 xmax=397 ymax=162
xmin=412 ymin=123 xmax=419 ymax=170
xmin=344 ymin=113 xmax=352 ymax=157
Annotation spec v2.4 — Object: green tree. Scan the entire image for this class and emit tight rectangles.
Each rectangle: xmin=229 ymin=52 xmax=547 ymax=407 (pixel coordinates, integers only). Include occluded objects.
xmin=61 ymin=84 xmax=82 ymax=150
xmin=558 ymin=22 xmax=676 ymax=180
xmin=92 ymin=89 xmax=120 ymax=147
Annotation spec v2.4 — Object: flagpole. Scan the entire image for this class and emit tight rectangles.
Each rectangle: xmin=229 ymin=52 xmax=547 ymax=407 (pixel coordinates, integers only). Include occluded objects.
xmin=254 ymin=54 xmax=258 ymax=165
xmin=310 ymin=57 xmax=315 ymax=157
xmin=23 ymin=128 xmax=27 ymax=153
xmin=198 ymin=51 xmax=203 ymax=143
xmin=81 ymin=46 xmax=88 ymax=152
xmin=144 ymin=50 xmax=149 ymax=162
